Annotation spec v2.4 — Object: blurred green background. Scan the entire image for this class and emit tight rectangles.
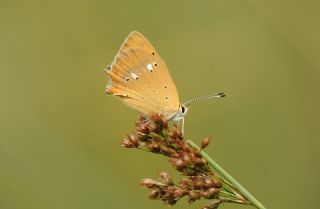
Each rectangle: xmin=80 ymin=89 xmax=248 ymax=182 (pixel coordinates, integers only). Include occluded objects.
xmin=1 ymin=0 xmax=319 ymax=209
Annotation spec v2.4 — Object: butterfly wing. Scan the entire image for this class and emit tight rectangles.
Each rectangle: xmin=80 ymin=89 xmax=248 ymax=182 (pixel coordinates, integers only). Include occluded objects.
xmin=105 ymin=31 xmax=180 ymax=119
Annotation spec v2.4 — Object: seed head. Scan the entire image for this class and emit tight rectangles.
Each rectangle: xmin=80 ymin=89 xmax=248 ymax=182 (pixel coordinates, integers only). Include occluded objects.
xmin=181 ymin=152 xmax=192 ymax=164
xmin=140 ymin=178 xmax=159 ymax=188
xmin=159 ymin=171 xmax=173 ymax=185
xmin=147 ymin=142 xmax=160 ymax=153
xmin=174 ymin=188 xmax=187 ymax=198
xmin=201 ymin=188 xmax=219 ymax=199
xmin=122 ymin=114 xmax=243 ymax=209
xmin=137 ymin=122 xmax=150 ymax=135
xmin=121 ymin=135 xmax=139 ymax=148
xmin=189 ymin=190 xmax=201 ymax=202
xmin=168 ymin=128 xmax=183 ymax=140
xmin=148 ymin=189 xmax=160 ymax=199
xmin=201 ymin=137 xmax=211 ymax=149
xmin=170 ymin=158 xmax=186 ymax=169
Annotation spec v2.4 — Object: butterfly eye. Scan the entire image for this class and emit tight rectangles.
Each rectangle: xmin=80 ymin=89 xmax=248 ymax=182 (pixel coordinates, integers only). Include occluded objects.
xmin=152 ymin=52 xmax=155 ymax=55
xmin=181 ymin=105 xmax=185 ymax=113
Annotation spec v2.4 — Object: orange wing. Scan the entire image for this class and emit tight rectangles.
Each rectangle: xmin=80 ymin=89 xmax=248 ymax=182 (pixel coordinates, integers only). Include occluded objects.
xmin=105 ymin=31 xmax=180 ymax=119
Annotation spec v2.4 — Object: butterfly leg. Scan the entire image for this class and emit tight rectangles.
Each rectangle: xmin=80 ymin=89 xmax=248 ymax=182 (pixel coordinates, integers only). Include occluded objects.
xmin=179 ymin=117 xmax=185 ymax=136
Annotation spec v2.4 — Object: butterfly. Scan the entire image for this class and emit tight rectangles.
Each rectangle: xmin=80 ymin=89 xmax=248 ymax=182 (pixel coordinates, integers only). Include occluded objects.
xmin=105 ymin=31 xmax=225 ymax=131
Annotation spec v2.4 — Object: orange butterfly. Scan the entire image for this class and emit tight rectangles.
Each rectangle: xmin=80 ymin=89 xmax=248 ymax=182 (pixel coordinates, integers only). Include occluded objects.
xmin=105 ymin=31 xmax=225 ymax=131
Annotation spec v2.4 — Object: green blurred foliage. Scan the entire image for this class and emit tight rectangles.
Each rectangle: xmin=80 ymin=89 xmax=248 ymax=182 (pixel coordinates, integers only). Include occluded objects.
xmin=0 ymin=0 xmax=319 ymax=209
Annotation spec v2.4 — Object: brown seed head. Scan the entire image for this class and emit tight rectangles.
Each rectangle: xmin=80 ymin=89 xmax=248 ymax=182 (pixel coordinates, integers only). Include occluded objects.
xmin=148 ymin=122 xmax=158 ymax=133
xmin=192 ymin=177 xmax=205 ymax=189
xmin=201 ymin=187 xmax=219 ymax=199
xmin=121 ymin=137 xmax=139 ymax=148
xmin=193 ymin=147 xmax=202 ymax=158
xmin=189 ymin=190 xmax=201 ymax=202
xmin=140 ymin=178 xmax=158 ymax=188
xmin=128 ymin=134 xmax=138 ymax=144
xmin=159 ymin=171 xmax=173 ymax=185
xmin=181 ymin=152 xmax=192 ymax=164
xmin=204 ymin=178 xmax=217 ymax=188
xmin=137 ymin=122 xmax=150 ymax=135
xmin=170 ymin=158 xmax=185 ymax=169
xmin=182 ymin=142 xmax=191 ymax=152
xmin=175 ymin=128 xmax=183 ymax=140
xmin=193 ymin=157 xmax=206 ymax=166
xmin=201 ymin=137 xmax=211 ymax=149
xmin=147 ymin=142 xmax=160 ymax=153
xmin=159 ymin=146 xmax=176 ymax=155
xmin=148 ymin=189 xmax=160 ymax=199
xmin=170 ymin=153 xmax=180 ymax=158
xmin=160 ymin=117 xmax=168 ymax=129
xmin=126 ymin=114 xmax=225 ymax=207
xmin=150 ymin=114 xmax=168 ymax=130
xmin=168 ymin=128 xmax=183 ymax=140
xmin=174 ymin=188 xmax=187 ymax=198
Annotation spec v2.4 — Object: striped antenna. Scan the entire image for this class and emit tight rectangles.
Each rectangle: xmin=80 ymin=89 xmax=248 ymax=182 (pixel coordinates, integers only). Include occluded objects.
xmin=183 ymin=92 xmax=226 ymax=106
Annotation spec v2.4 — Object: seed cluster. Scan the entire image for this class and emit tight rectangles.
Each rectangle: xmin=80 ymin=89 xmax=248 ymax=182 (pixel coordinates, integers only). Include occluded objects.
xmin=121 ymin=114 xmax=247 ymax=209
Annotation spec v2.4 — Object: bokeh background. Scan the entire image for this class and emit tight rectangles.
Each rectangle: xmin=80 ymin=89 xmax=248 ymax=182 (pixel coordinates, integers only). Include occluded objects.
xmin=1 ymin=0 xmax=319 ymax=209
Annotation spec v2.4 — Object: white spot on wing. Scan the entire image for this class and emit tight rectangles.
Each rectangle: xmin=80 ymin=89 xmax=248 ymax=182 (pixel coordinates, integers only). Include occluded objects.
xmin=130 ymin=72 xmax=138 ymax=80
xmin=147 ymin=63 xmax=153 ymax=72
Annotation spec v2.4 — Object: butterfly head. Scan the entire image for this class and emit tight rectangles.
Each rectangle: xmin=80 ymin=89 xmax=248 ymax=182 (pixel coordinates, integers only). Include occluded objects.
xmin=171 ymin=104 xmax=190 ymax=122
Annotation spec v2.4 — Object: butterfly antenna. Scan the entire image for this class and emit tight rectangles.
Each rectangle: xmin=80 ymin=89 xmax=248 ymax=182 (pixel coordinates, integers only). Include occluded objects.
xmin=183 ymin=92 xmax=226 ymax=106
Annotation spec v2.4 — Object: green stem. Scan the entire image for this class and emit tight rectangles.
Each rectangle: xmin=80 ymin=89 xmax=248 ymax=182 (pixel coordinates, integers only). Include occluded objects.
xmin=187 ymin=140 xmax=266 ymax=209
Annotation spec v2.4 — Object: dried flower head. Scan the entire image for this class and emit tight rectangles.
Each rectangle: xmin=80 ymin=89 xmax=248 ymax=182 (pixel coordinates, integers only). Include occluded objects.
xmin=201 ymin=137 xmax=211 ymax=149
xmin=121 ymin=134 xmax=139 ymax=148
xmin=121 ymin=114 xmax=250 ymax=209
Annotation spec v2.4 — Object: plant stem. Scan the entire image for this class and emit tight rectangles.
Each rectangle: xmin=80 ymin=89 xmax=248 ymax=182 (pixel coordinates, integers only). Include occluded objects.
xmin=187 ymin=140 xmax=266 ymax=209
